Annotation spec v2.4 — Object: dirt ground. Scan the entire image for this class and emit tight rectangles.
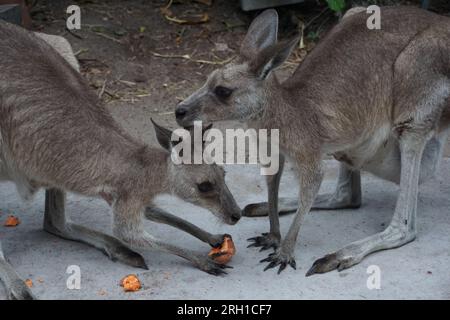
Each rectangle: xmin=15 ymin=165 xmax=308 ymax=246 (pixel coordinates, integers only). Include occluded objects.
xmin=2 ymin=160 xmax=450 ymax=299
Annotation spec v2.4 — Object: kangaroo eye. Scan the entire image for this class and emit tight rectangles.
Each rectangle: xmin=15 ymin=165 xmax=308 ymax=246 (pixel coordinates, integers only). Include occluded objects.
xmin=214 ymin=86 xmax=233 ymax=99
xmin=197 ymin=181 xmax=214 ymax=193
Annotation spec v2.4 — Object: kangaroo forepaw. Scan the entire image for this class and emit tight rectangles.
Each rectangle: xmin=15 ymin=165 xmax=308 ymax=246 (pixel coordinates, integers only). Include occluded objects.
xmin=260 ymin=249 xmax=296 ymax=274
xmin=104 ymin=245 xmax=148 ymax=270
xmin=208 ymin=234 xmax=231 ymax=248
xmin=247 ymin=232 xmax=280 ymax=251
xmin=306 ymin=252 xmax=359 ymax=276
xmin=7 ymin=279 xmax=36 ymax=300
xmin=194 ymin=256 xmax=232 ymax=276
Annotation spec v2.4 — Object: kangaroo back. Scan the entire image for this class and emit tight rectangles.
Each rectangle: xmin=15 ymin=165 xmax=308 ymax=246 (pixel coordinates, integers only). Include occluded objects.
xmin=0 ymin=21 xmax=140 ymax=196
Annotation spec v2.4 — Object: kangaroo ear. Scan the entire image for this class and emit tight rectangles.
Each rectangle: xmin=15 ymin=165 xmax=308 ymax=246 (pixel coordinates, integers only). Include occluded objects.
xmin=250 ymin=37 xmax=299 ymax=80
xmin=182 ymin=123 xmax=213 ymax=150
xmin=240 ymin=9 xmax=278 ymax=59
xmin=201 ymin=123 xmax=213 ymax=148
xmin=202 ymin=123 xmax=213 ymax=136
xmin=151 ymin=118 xmax=172 ymax=151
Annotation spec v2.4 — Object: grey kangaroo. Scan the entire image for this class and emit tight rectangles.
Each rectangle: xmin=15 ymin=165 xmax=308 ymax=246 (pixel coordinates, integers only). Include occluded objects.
xmin=175 ymin=6 xmax=450 ymax=274
xmin=0 ymin=21 xmax=241 ymax=299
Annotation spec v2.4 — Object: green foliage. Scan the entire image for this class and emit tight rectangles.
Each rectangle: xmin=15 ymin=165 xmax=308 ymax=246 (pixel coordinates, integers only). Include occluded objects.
xmin=307 ymin=31 xmax=319 ymax=41
xmin=326 ymin=0 xmax=346 ymax=13
xmin=325 ymin=0 xmax=407 ymax=13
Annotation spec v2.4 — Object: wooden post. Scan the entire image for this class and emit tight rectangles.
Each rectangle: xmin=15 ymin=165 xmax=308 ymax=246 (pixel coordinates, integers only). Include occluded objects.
xmin=0 ymin=0 xmax=31 ymax=28
xmin=240 ymin=0 xmax=304 ymax=11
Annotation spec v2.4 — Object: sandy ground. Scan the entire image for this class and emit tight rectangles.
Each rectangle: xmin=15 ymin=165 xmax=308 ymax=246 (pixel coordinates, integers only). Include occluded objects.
xmin=0 ymin=160 xmax=449 ymax=300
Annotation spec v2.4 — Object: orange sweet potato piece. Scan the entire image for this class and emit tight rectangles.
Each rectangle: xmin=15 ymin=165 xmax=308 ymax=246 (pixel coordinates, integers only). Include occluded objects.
xmin=120 ymin=274 xmax=141 ymax=292
xmin=208 ymin=236 xmax=236 ymax=264
xmin=25 ymin=279 xmax=33 ymax=288
xmin=4 ymin=215 xmax=20 ymax=227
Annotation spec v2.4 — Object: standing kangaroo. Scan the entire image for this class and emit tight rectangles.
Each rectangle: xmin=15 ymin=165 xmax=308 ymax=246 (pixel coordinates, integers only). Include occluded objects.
xmin=175 ymin=6 xmax=450 ymax=274
xmin=0 ymin=21 xmax=241 ymax=300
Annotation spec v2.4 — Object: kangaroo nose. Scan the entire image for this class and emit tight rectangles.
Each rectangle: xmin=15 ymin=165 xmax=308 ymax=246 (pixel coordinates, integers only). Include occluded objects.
xmin=175 ymin=106 xmax=187 ymax=120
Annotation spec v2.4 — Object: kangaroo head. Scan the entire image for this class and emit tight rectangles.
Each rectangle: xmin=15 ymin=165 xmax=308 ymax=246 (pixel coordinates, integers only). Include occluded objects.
xmin=151 ymin=120 xmax=241 ymax=225
xmin=175 ymin=9 xmax=298 ymax=127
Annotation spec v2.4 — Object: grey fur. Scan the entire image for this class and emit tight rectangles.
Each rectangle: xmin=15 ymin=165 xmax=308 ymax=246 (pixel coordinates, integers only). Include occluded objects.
xmin=0 ymin=21 xmax=241 ymax=299
xmin=176 ymin=6 xmax=450 ymax=274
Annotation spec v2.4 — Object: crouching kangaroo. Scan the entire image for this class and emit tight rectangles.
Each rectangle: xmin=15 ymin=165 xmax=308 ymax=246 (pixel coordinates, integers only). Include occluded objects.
xmin=0 ymin=21 xmax=241 ymax=299
xmin=175 ymin=6 xmax=450 ymax=274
